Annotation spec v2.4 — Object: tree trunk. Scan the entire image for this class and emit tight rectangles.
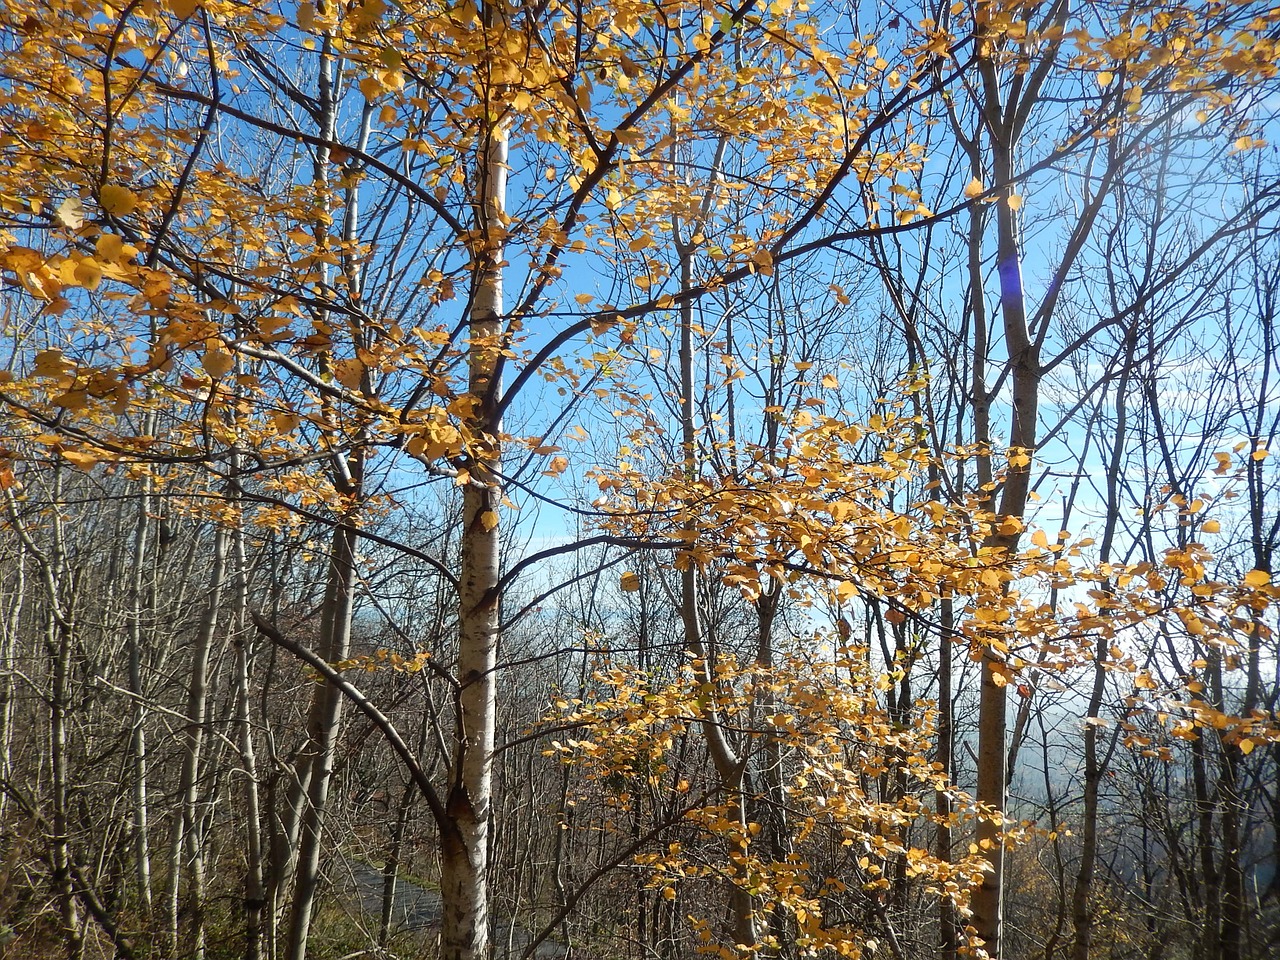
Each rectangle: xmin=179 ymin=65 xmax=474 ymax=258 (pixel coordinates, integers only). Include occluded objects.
xmin=49 ymin=601 xmax=82 ymax=960
xmin=168 ymin=526 xmax=228 ymax=960
xmin=127 ymin=487 xmax=154 ymax=915
xmin=440 ymin=52 xmax=507 ymax=960
xmin=1191 ymin=730 xmax=1221 ymax=960
xmin=12 ymin=470 xmax=85 ymax=960
xmin=283 ymin=521 xmax=359 ymax=960
xmin=674 ymin=234 xmax=755 ymax=952
xmin=0 ymin=550 xmax=22 ymax=827
xmin=1070 ymin=328 xmax=1135 ymax=960
xmin=972 ymin=136 xmax=1041 ymax=960
xmin=231 ymin=516 xmax=266 ymax=960
xmin=936 ymin=594 xmax=958 ymax=960
xmin=969 ymin=1 xmax=1074 ymax=944
xmin=379 ymin=783 xmax=416 ymax=946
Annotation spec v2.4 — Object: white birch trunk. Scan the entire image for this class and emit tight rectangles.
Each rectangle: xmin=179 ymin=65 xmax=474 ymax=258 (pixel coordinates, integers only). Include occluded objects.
xmin=441 ymin=70 xmax=507 ymax=960
xmin=127 ymin=483 xmax=154 ymax=914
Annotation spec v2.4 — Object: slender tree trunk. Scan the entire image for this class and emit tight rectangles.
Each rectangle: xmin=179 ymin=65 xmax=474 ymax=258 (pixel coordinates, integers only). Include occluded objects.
xmin=1070 ymin=330 xmax=1135 ymax=960
xmin=283 ymin=521 xmax=359 ymax=960
xmin=267 ymin=762 xmax=307 ymax=958
xmin=968 ymin=1 xmax=1074 ymax=944
xmin=379 ymin=783 xmax=416 ymax=946
xmin=674 ymin=237 xmax=755 ymax=952
xmin=973 ymin=145 xmax=1041 ymax=960
xmin=50 ymin=606 xmax=82 ymax=960
xmin=948 ymin=86 xmax=1000 ymax=952
xmin=169 ymin=526 xmax=229 ymax=960
xmin=936 ymin=593 xmax=958 ymax=960
xmin=13 ymin=471 xmax=84 ymax=960
xmin=128 ymin=485 xmax=155 ymax=915
xmin=1210 ymin=605 xmax=1252 ymax=960
xmin=440 ymin=41 xmax=507 ymax=959
xmin=280 ymin=7 xmax=370 ymax=954
xmin=0 ymin=550 xmax=22 ymax=826
xmin=1218 ymin=744 xmax=1243 ymax=960
xmin=755 ymin=584 xmax=790 ymax=955
xmin=1191 ymin=729 xmax=1221 ymax=960
xmin=230 ymin=514 xmax=266 ymax=960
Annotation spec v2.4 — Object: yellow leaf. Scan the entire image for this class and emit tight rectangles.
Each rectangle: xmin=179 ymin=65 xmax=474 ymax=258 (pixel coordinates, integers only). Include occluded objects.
xmin=52 ymin=389 xmax=88 ymax=411
xmin=270 ymin=411 xmax=301 ymax=434
xmin=620 ymin=571 xmax=641 ymax=592
xmin=1031 ymin=529 xmax=1049 ymax=549
xmin=332 ymin=357 xmax=364 ymax=389
xmin=202 ymin=347 xmax=235 ymax=379
xmin=1006 ymin=193 xmax=1023 ymax=211
xmin=480 ymin=510 xmax=499 ymax=532
xmin=574 ymin=293 xmax=595 ymax=306
xmin=33 ymin=349 xmax=70 ymax=376
xmin=1243 ymin=569 xmax=1271 ymax=588
xmin=821 ymin=373 xmax=839 ymax=389
xmin=96 ymin=233 xmax=123 ymax=261
xmin=1201 ymin=519 xmax=1220 ymax=534
xmin=964 ymin=177 xmax=984 ymax=199
xmin=99 ymin=184 xmax=138 ymax=217
xmin=72 ymin=258 xmax=103 ymax=290
xmin=1097 ymin=71 xmax=1114 ymax=86
xmin=60 ymin=449 xmax=99 ymax=471
xmin=590 ymin=315 xmax=619 ymax=336
xmin=1252 ymin=448 xmax=1270 ymax=461
xmin=55 ymin=197 xmax=85 ymax=229
xmin=168 ymin=0 xmax=200 ymax=17
xmin=1240 ymin=738 xmax=1256 ymax=755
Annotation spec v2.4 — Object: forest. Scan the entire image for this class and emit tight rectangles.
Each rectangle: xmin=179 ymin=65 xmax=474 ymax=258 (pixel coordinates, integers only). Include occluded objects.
xmin=0 ymin=1 xmax=1278 ymax=959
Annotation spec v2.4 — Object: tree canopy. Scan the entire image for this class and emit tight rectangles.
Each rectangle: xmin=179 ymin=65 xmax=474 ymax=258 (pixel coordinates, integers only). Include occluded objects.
xmin=1 ymin=2 xmax=1279 ymax=960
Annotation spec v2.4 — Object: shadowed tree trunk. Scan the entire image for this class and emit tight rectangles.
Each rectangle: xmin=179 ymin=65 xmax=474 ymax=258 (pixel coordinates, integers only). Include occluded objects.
xmin=168 ymin=525 xmax=228 ymax=960
xmin=283 ymin=518 xmax=359 ymax=960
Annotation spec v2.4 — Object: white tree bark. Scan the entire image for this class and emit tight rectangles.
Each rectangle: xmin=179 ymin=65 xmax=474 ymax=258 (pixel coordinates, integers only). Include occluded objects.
xmin=441 ymin=50 xmax=507 ymax=960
